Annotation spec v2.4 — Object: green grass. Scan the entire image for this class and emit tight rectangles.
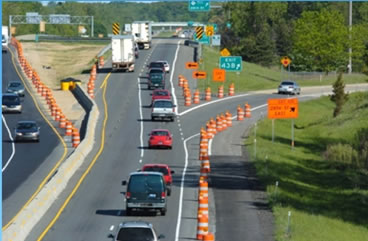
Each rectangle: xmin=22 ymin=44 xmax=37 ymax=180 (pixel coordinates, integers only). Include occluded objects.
xmin=197 ymin=45 xmax=368 ymax=93
xmin=245 ymin=92 xmax=368 ymax=241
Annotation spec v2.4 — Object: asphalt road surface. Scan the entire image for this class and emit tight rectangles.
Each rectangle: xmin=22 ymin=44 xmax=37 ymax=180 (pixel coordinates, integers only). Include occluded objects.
xmin=2 ymin=49 xmax=64 ymax=225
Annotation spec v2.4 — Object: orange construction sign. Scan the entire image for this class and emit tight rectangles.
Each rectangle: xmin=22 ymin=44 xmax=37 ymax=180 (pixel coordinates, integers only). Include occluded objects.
xmin=268 ymin=98 xmax=298 ymax=119
xmin=186 ymin=62 xmax=199 ymax=69
xmin=212 ymin=68 xmax=225 ymax=82
xmin=192 ymin=71 xmax=207 ymax=79
xmin=280 ymin=56 xmax=291 ymax=67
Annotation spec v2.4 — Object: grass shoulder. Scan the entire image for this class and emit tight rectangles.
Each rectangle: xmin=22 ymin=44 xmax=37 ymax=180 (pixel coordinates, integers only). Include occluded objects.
xmin=245 ymin=92 xmax=368 ymax=241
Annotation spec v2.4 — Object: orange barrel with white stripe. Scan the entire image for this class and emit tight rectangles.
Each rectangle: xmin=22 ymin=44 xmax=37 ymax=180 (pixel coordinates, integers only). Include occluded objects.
xmin=218 ymin=85 xmax=224 ymax=98
xmin=185 ymin=92 xmax=192 ymax=106
xmin=221 ymin=113 xmax=228 ymax=130
xmin=41 ymin=86 xmax=47 ymax=97
xmin=55 ymin=108 xmax=61 ymax=122
xmin=193 ymin=89 xmax=200 ymax=104
xmin=200 ymin=131 xmax=208 ymax=144
xmin=226 ymin=111 xmax=233 ymax=127
xmin=196 ymin=213 xmax=209 ymax=240
xmin=72 ymin=128 xmax=80 ymax=148
xmin=198 ymin=196 xmax=209 ymax=218
xmin=88 ymin=83 xmax=94 ymax=99
xmin=205 ymin=87 xmax=211 ymax=101
xmin=201 ymin=155 xmax=210 ymax=173
xmin=206 ymin=121 xmax=213 ymax=139
xmin=216 ymin=115 xmax=223 ymax=132
xmin=65 ymin=121 xmax=73 ymax=136
xmin=237 ymin=105 xmax=245 ymax=121
xmin=203 ymin=233 xmax=215 ymax=241
xmin=245 ymin=103 xmax=251 ymax=118
xmin=37 ymin=82 xmax=43 ymax=94
xmin=51 ymin=103 xmax=57 ymax=117
xmin=199 ymin=180 xmax=209 ymax=199
xmin=183 ymin=79 xmax=189 ymax=89
xmin=99 ymin=56 xmax=104 ymax=68
xmin=210 ymin=118 xmax=217 ymax=135
xmin=228 ymin=82 xmax=235 ymax=96
xmin=59 ymin=115 xmax=66 ymax=128
xmin=199 ymin=141 xmax=208 ymax=160
xmin=178 ymin=75 xmax=184 ymax=87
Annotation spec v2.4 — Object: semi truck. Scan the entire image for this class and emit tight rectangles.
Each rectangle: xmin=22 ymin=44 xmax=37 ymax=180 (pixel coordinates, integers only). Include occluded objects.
xmin=111 ymin=35 xmax=135 ymax=72
xmin=2 ymin=26 xmax=9 ymax=52
xmin=132 ymin=21 xmax=152 ymax=50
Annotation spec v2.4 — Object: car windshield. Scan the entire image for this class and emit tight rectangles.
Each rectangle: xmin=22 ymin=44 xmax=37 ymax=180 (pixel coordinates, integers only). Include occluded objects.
xmin=153 ymin=101 xmax=173 ymax=108
xmin=150 ymin=62 xmax=164 ymax=68
xmin=153 ymin=91 xmax=168 ymax=96
xmin=8 ymin=82 xmax=22 ymax=88
xmin=3 ymin=95 xmax=20 ymax=104
xmin=116 ymin=227 xmax=154 ymax=241
xmin=128 ymin=175 xmax=163 ymax=193
xmin=143 ymin=166 xmax=169 ymax=175
xmin=281 ymin=82 xmax=295 ymax=86
xmin=151 ymin=131 xmax=169 ymax=136
xmin=17 ymin=122 xmax=37 ymax=130
xmin=150 ymin=69 xmax=163 ymax=74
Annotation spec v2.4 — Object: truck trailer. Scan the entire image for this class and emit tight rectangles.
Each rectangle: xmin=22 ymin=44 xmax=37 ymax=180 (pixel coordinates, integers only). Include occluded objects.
xmin=132 ymin=21 xmax=152 ymax=50
xmin=2 ymin=26 xmax=9 ymax=52
xmin=111 ymin=35 xmax=135 ymax=72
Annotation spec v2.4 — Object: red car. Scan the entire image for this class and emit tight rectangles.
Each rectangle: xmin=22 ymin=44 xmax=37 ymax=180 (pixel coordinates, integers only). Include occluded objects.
xmin=148 ymin=129 xmax=173 ymax=149
xmin=141 ymin=164 xmax=174 ymax=186
xmin=151 ymin=89 xmax=171 ymax=105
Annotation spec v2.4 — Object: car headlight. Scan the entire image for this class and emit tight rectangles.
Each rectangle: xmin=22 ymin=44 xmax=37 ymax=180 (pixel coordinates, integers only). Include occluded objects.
xmin=16 ymin=132 xmax=23 ymax=136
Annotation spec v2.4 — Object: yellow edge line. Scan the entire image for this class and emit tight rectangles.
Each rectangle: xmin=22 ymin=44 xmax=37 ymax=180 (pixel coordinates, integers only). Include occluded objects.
xmin=3 ymin=46 xmax=68 ymax=230
xmin=99 ymin=72 xmax=110 ymax=89
xmin=37 ymin=71 xmax=111 ymax=241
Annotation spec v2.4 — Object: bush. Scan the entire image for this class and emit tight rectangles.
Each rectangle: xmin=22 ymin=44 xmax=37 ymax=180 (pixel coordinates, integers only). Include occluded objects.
xmin=324 ymin=143 xmax=359 ymax=169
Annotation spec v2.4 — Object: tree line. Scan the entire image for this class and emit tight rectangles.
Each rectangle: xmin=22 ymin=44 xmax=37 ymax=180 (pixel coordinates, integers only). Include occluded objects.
xmin=2 ymin=1 xmax=368 ymax=73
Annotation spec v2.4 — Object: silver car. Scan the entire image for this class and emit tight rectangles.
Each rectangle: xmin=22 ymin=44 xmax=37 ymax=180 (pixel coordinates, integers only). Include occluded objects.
xmin=157 ymin=60 xmax=170 ymax=73
xmin=278 ymin=81 xmax=301 ymax=95
xmin=108 ymin=221 xmax=164 ymax=241
xmin=7 ymin=81 xmax=25 ymax=97
xmin=14 ymin=121 xmax=40 ymax=142
xmin=2 ymin=93 xmax=22 ymax=113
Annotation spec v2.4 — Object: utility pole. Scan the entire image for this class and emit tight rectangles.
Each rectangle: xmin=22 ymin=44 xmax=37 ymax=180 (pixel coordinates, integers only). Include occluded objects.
xmin=348 ymin=0 xmax=352 ymax=74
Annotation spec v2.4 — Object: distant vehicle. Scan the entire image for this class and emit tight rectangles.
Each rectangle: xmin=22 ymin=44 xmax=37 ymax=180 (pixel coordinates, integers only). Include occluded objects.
xmin=151 ymin=89 xmax=171 ymax=105
xmin=134 ymin=42 xmax=139 ymax=58
xmin=148 ymin=129 xmax=173 ymax=149
xmin=6 ymin=81 xmax=25 ymax=97
xmin=2 ymin=26 xmax=9 ymax=52
xmin=148 ymin=61 xmax=165 ymax=72
xmin=278 ymin=81 xmax=301 ymax=95
xmin=151 ymin=99 xmax=176 ymax=122
xmin=14 ymin=121 xmax=40 ymax=142
xmin=108 ymin=221 xmax=165 ymax=241
xmin=148 ymin=68 xmax=165 ymax=90
xmin=111 ymin=35 xmax=135 ymax=72
xmin=156 ymin=60 xmax=170 ymax=73
xmin=141 ymin=164 xmax=174 ymax=191
xmin=132 ymin=21 xmax=152 ymax=49
xmin=2 ymin=93 xmax=22 ymax=113
xmin=122 ymin=172 xmax=169 ymax=216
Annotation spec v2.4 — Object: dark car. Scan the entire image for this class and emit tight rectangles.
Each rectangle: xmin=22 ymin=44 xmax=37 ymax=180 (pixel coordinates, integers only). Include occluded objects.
xmin=2 ymin=93 xmax=22 ymax=113
xmin=148 ymin=61 xmax=165 ymax=72
xmin=108 ymin=221 xmax=164 ymax=241
xmin=122 ymin=171 xmax=169 ymax=216
xmin=148 ymin=68 xmax=165 ymax=90
xmin=6 ymin=81 xmax=25 ymax=97
xmin=14 ymin=121 xmax=40 ymax=142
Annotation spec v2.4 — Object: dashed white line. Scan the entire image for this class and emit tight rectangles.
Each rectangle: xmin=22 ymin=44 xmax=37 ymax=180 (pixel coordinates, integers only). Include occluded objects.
xmin=2 ymin=115 xmax=16 ymax=172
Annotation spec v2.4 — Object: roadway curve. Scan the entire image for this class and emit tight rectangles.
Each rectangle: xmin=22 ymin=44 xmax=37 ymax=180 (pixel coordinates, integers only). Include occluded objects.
xmin=24 ymin=38 xmax=368 ymax=241
xmin=2 ymin=49 xmax=66 ymax=225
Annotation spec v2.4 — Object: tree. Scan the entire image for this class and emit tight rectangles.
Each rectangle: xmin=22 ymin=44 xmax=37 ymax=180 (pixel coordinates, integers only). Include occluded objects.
xmin=330 ymin=72 xmax=349 ymax=117
xmin=292 ymin=9 xmax=350 ymax=73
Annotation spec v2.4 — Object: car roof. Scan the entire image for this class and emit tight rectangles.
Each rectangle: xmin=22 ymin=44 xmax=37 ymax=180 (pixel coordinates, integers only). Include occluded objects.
xmin=17 ymin=120 xmax=37 ymax=124
xmin=150 ymin=129 xmax=170 ymax=132
xmin=119 ymin=221 xmax=153 ymax=229
xmin=130 ymin=171 xmax=164 ymax=177
xmin=142 ymin=163 xmax=170 ymax=168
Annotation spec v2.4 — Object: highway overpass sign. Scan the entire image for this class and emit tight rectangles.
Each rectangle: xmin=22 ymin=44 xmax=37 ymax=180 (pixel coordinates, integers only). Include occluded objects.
xmin=219 ymin=56 xmax=242 ymax=72
xmin=189 ymin=0 xmax=210 ymax=11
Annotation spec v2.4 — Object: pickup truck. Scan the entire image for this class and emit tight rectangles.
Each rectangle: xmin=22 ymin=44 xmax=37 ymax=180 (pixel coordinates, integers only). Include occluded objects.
xmin=151 ymin=99 xmax=176 ymax=122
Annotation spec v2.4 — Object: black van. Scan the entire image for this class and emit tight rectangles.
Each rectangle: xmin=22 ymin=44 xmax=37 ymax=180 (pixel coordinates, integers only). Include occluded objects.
xmin=148 ymin=68 xmax=165 ymax=90
xmin=122 ymin=172 xmax=169 ymax=216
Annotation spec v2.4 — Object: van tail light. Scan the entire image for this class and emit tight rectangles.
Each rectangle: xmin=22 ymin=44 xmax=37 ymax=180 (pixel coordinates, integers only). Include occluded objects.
xmin=172 ymin=107 xmax=175 ymax=112
xmin=126 ymin=192 xmax=131 ymax=199
xmin=161 ymin=192 xmax=166 ymax=199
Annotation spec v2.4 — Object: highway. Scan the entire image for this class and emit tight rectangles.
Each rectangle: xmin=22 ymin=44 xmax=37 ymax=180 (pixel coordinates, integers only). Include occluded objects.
xmin=2 ymin=49 xmax=66 ymax=225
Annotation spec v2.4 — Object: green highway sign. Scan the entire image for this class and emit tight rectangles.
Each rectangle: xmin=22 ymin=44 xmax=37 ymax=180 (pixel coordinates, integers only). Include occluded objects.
xmin=219 ymin=56 xmax=243 ymax=72
xmin=188 ymin=0 xmax=210 ymax=12
xmin=194 ymin=32 xmax=210 ymax=44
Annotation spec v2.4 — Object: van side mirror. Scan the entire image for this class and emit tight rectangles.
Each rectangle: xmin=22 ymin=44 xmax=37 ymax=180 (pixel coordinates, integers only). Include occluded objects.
xmin=122 ymin=180 xmax=127 ymax=185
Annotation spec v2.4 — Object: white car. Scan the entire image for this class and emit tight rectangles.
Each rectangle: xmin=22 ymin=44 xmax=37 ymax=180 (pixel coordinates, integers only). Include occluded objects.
xmin=108 ymin=221 xmax=165 ymax=241
xmin=157 ymin=60 xmax=170 ymax=73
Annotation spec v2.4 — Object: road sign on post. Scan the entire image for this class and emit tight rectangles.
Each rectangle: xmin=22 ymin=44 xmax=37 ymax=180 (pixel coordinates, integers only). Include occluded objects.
xmin=280 ymin=56 xmax=291 ymax=67
xmin=206 ymin=25 xmax=214 ymax=36
xmin=219 ymin=56 xmax=242 ymax=72
xmin=267 ymin=98 xmax=298 ymax=119
xmin=188 ymin=0 xmax=210 ymax=11
xmin=220 ymin=48 xmax=231 ymax=56
xmin=195 ymin=26 xmax=204 ymax=40
xmin=192 ymin=71 xmax=207 ymax=79
xmin=212 ymin=34 xmax=221 ymax=46
xmin=212 ymin=68 xmax=225 ymax=82
xmin=112 ymin=22 xmax=120 ymax=35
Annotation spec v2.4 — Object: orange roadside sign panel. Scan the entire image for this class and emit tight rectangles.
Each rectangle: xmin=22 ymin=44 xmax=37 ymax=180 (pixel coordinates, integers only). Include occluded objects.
xmin=192 ymin=71 xmax=207 ymax=79
xmin=212 ymin=68 xmax=225 ymax=82
xmin=186 ymin=62 xmax=199 ymax=69
xmin=268 ymin=98 xmax=298 ymax=119
xmin=220 ymin=48 xmax=231 ymax=56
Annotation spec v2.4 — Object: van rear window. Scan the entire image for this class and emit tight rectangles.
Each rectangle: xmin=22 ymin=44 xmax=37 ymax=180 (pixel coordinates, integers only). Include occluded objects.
xmin=128 ymin=175 xmax=163 ymax=192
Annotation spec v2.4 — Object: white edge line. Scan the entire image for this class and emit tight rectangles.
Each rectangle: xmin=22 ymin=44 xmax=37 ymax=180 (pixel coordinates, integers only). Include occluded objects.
xmin=2 ymin=115 xmax=16 ymax=172
xmin=169 ymin=40 xmax=181 ymax=115
xmin=138 ymin=77 xmax=144 ymax=159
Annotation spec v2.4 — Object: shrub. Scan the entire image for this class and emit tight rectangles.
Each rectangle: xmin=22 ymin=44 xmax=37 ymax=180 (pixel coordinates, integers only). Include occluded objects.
xmin=324 ymin=143 xmax=359 ymax=169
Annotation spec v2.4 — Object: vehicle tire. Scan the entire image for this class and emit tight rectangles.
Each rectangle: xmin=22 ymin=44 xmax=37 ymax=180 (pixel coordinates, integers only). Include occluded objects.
xmin=126 ymin=208 xmax=132 ymax=216
xmin=160 ymin=208 xmax=166 ymax=216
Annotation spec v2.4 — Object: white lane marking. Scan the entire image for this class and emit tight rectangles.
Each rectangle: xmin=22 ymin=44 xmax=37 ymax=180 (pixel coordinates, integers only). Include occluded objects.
xmin=175 ymin=133 xmax=199 ymax=241
xmin=169 ymin=41 xmax=182 ymax=115
xmin=109 ymin=225 xmax=114 ymax=231
xmin=138 ymin=77 xmax=144 ymax=159
xmin=2 ymin=115 xmax=16 ymax=172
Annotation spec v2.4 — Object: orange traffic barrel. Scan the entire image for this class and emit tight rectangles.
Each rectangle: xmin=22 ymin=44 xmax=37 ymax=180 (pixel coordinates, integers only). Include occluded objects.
xmin=193 ymin=89 xmax=200 ymax=104
xmin=210 ymin=118 xmax=217 ymax=135
xmin=65 ymin=121 xmax=73 ymax=136
xmin=203 ymin=233 xmax=215 ymax=241
xmin=205 ymin=87 xmax=211 ymax=101
xmin=199 ymin=180 xmax=209 ymax=199
xmin=196 ymin=210 xmax=209 ymax=240
xmin=72 ymin=128 xmax=80 ymax=148
xmin=237 ymin=105 xmax=244 ymax=121
xmin=201 ymin=155 xmax=210 ymax=173
xmin=59 ymin=115 xmax=66 ymax=128
xmin=185 ymin=92 xmax=192 ymax=106
xmin=218 ymin=85 xmax=224 ymax=98
xmin=206 ymin=121 xmax=213 ymax=139
xmin=245 ymin=103 xmax=251 ymax=118
xmin=198 ymin=196 xmax=209 ymax=219
xmin=55 ymin=108 xmax=61 ymax=122
xmin=51 ymin=103 xmax=57 ymax=117
xmin=228 ymin=82 xmax=235 ymax=96
xmin=221 ymin=113 xmax=227 ymax=130
xmin=216 ymin=115 xmax=223 ymax=132
xmin=199 ymin=141 xmax=208 ymax=161
xmin=178 ymin=75 xmax=184 ymax=87
xmin=226 ymin=111 xmax=232 ymax=127
xmin=99 ymin=56 xmax=104 ymax=68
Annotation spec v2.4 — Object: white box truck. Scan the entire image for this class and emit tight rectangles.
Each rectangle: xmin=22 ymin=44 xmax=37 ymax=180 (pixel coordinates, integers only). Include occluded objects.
xmin=2 ymin=26 xmax=9 ymax=52
xmin=132 ymin=21 xmax=152 ymax=50
xmin=111 ymin=35 xmax=135 ymax=72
